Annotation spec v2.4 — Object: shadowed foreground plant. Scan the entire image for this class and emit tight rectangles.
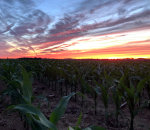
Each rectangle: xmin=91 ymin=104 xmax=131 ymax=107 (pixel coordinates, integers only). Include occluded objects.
xmin=9 ymin=92 xmax=76 ymax=130
xmin=7 ymin=66 xmax=76 ymax=130
xmin=9 ymin=104 xmax=57 ymax=130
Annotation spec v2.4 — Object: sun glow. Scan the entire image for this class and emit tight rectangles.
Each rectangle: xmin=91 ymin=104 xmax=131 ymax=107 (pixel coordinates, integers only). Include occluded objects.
xmin=27 ymin=28 xmax=150 ymax=59
xmin=65 ymin=29 xmax=150 ymax=52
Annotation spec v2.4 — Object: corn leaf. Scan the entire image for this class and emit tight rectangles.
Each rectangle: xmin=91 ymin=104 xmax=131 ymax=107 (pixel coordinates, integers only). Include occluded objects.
xmin=75 ymin=112 xmax=82 ymax=130
xmin=68 ymin=126 xmax=75 ymax=130
xmin=21 ymin=66 xmax=32 ymax=104
xmin=50 ymin=92 xmax=75 ymax=125
xmin=12 ymin=104 xmax=57 ymax=130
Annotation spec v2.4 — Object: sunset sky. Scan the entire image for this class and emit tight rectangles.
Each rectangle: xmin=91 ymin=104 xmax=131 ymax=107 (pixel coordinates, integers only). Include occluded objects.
xmin=0 ymin=0 xmax=150 ymax=59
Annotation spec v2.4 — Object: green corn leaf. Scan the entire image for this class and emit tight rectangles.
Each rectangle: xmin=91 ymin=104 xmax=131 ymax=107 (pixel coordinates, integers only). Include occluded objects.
xmin=68 ymin=126 xmax=75 ymax=130
xmin=124 ymin=86 xmax=132 ymax=99
xmin=76 ymin=92 xmax=86 ymax=99
xmin=137 ymin=78 xmax=147 ymax=94
xmin=32 ymin=117 xmax=50 ymax=130
xmin=50 ymin=92 xmax=75 ymax=125
xmin=75 ymin=112 xmax=82 ymax=130
xmin=118 ymin=75 xmax=126 ymax=94
xmin=68 ymin=126 xmax=81 ymax=130
xmin=11 ymin=104 xmax=57 ymax=130
xmin=21 ymin=66 xmax=33 ymax=104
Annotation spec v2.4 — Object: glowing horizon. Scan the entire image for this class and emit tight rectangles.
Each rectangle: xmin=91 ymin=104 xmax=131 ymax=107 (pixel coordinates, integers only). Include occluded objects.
xmin=0 ymin=0 xmax=150 ymax=59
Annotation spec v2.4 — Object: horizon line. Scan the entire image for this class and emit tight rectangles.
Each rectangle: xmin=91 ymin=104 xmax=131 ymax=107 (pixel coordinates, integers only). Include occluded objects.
xmin=0 ymin=57 xmax=150 ymax=60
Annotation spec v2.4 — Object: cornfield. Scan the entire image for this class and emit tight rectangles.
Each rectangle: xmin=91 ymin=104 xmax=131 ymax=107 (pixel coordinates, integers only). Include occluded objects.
xmin=0 ymin=58 xmax=150 ymax=130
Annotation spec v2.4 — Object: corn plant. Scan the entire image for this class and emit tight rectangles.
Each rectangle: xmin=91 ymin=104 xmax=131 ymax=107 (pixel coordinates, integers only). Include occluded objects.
xmin=146 ymin=75 xmax=150 ymax=109
xmin=0 ymin=63 xmax=23 ymax=105
xmin=112 ymin=86 xmax=122 ymax=127
xmin=10 ymin=92 xmax=76 ymax=130
xmin=10 ymin=104 xmax=57 ymax=130
xmin=1 ymin=58 xmax=150 ymax=130
xmin=6 ymin=66 xmax=76 ymax=130
xmin=79 ymin=75 xmax=95 ymax=114
xmin=119 ymin=74 xmax=147 ymax=130
xmin=95 ymin=70 xmax=112 ymax=124
xmin=4 ymin=67 xmax=64 ymax=130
